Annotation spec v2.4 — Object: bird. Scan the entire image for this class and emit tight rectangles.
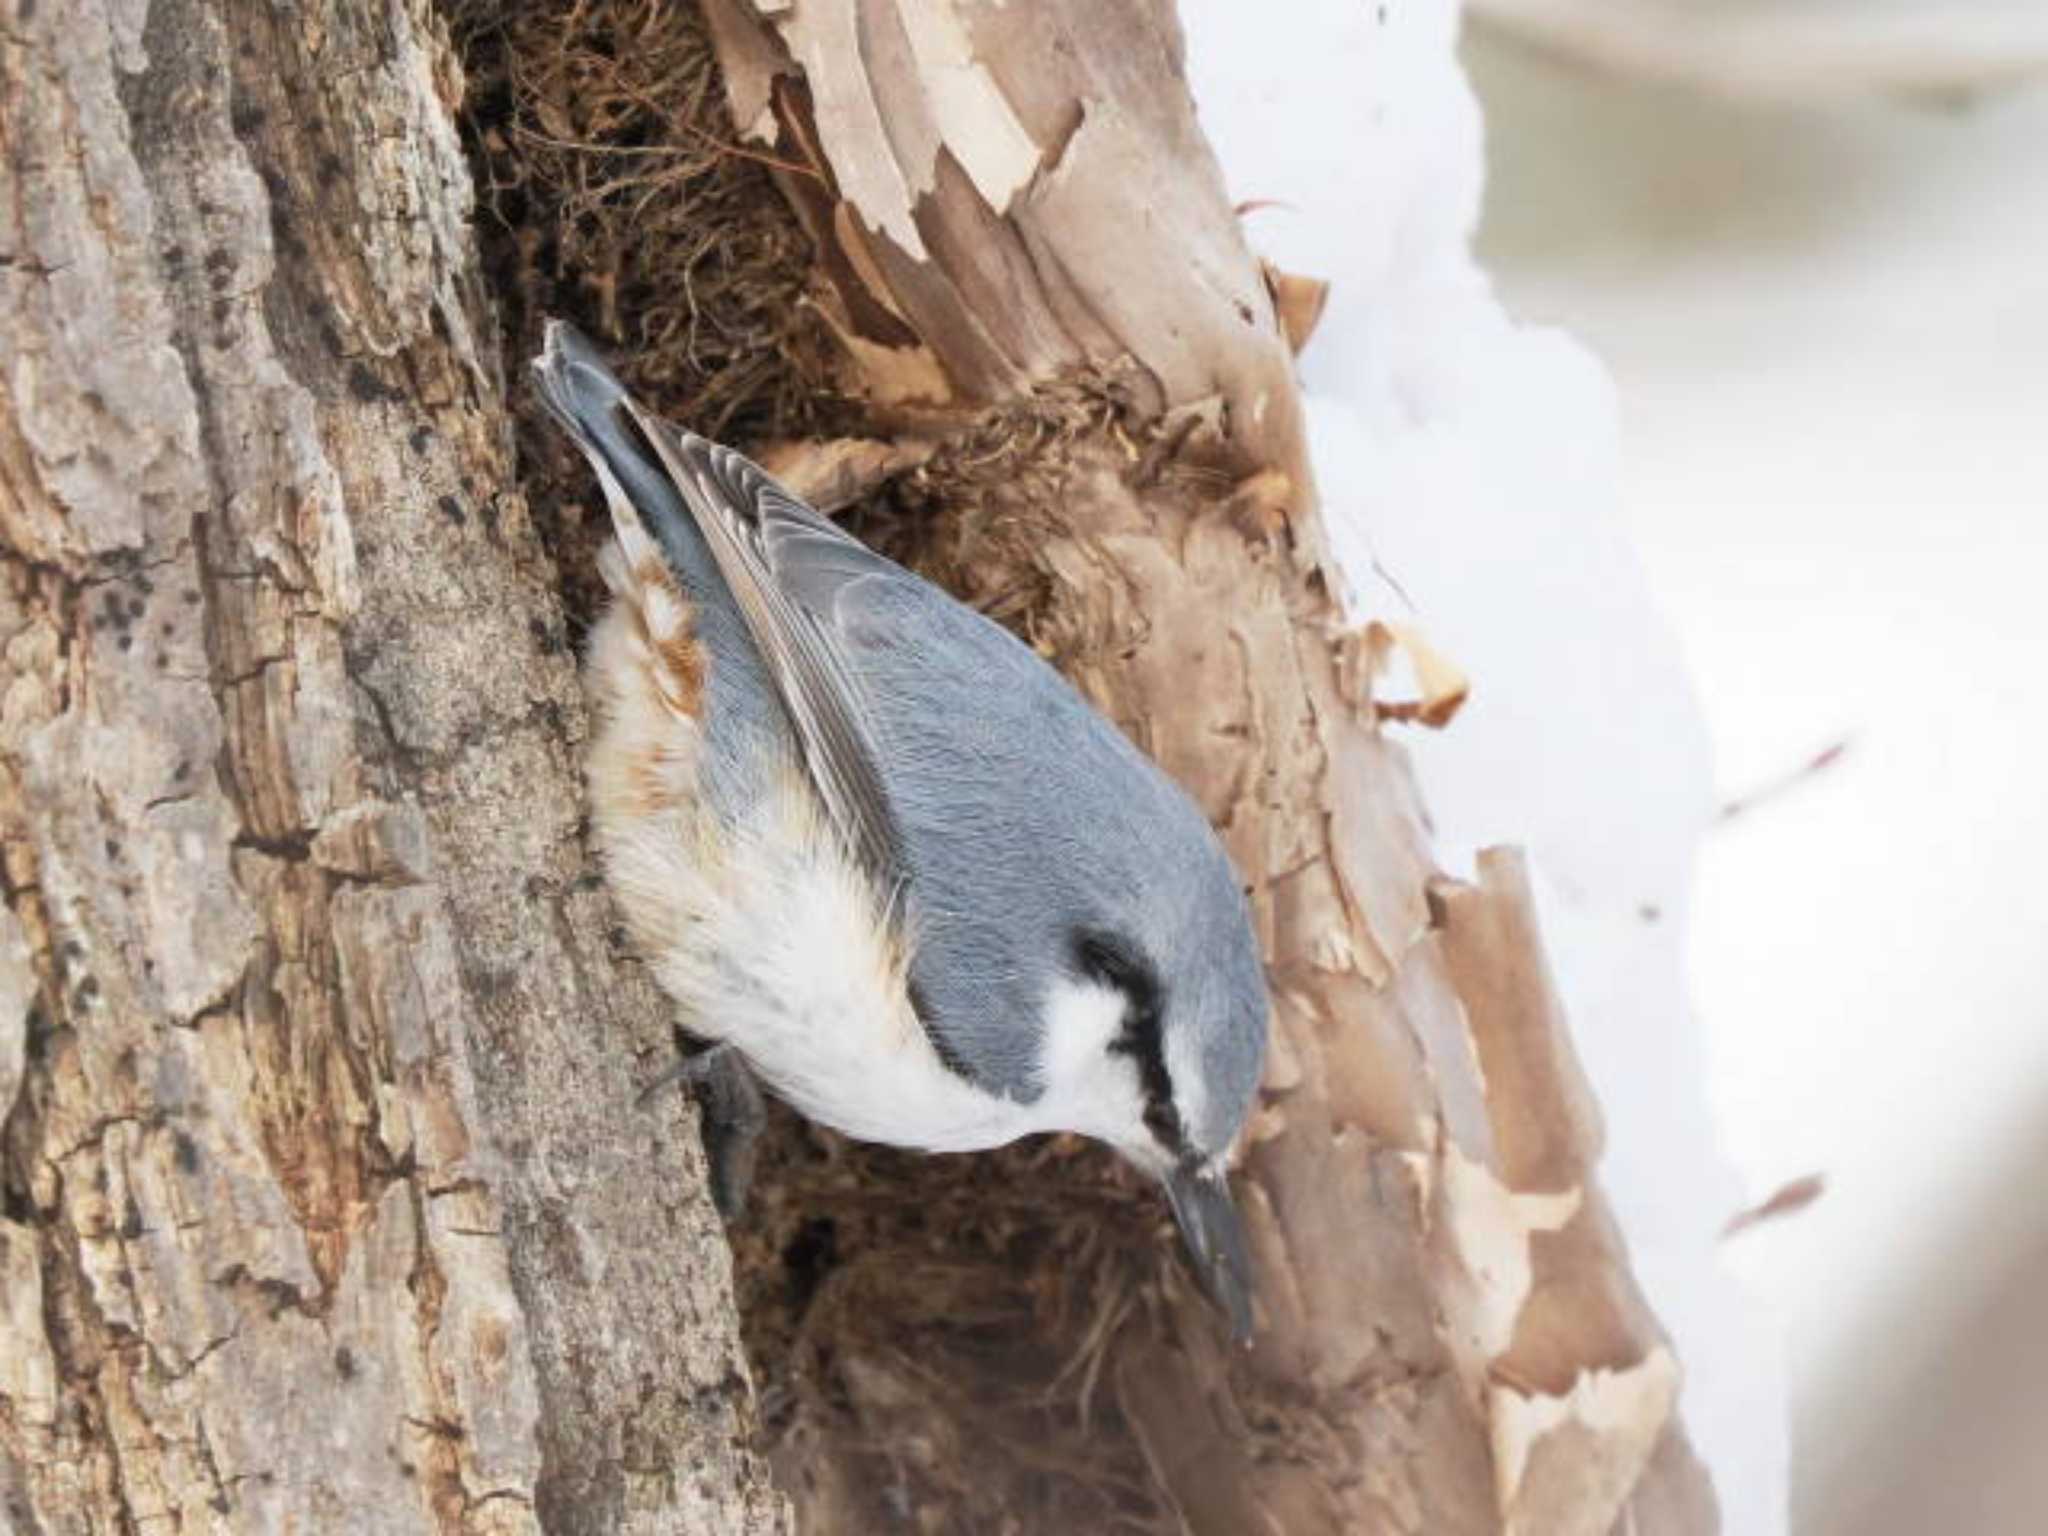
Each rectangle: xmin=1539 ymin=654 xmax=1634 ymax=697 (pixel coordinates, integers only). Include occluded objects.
xmin=532 ymin=321 xmax=1270 ymax=1339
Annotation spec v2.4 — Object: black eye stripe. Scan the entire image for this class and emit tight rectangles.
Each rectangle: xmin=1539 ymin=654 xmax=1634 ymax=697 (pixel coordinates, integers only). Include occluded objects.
xmin=1073 ymin=931 xmax=1151 ymax=997
xmin=1073 ymin=930 xmax=1186 ymax=1158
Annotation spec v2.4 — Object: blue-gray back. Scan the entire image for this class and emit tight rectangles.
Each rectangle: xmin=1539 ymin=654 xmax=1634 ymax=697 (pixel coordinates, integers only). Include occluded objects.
xmin=833 ymin=572 xmax=1254 ymax=1103
xmin=533 ymin=325 xmax=1265 ymax=1131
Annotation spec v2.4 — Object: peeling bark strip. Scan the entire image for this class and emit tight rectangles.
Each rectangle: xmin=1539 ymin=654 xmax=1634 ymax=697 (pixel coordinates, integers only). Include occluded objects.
xmin=700 ymin=4 xmax=1719 ymax=1533
xmin=699 ymin=0 xmax=1316 ymax=505
xmin=0 ymin=0 xmax=785 ymax=1531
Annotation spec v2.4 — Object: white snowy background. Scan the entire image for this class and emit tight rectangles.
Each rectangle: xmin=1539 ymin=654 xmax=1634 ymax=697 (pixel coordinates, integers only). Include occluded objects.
xmin=1469 ymin=20 xmax=2048 ymax=1535
xmin=1178 ymin=3 xmax=1786 ymax=1530
xmin=1184 ymin=2 xmax=2048 ymax=1532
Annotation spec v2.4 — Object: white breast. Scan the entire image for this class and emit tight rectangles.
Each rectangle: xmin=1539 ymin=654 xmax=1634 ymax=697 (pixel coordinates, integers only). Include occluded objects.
xmin=584 ymin=592 xmax=1044 ymax=1153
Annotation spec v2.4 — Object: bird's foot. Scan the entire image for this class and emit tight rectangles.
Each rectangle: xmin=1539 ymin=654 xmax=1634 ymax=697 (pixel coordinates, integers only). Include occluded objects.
xmin=639 ymin=1041 xmax=765 ymax=1221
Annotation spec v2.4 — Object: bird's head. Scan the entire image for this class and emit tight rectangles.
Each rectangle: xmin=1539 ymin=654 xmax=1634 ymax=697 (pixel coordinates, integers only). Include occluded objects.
xmin=1032 ymin=847 xmax=1269 ymax=1341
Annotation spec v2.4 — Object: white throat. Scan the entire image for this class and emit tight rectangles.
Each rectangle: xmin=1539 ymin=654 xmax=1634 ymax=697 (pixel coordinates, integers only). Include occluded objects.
xmin=1028 ymin=974 xmax=1150 ymax=1149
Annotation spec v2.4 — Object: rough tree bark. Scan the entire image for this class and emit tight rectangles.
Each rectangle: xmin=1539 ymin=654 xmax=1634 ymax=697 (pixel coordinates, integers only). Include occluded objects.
xmin=1 ymin=0 xmax=783 ymax=1529
xmin=1 ymin=0 xmax=1722 ymax=1533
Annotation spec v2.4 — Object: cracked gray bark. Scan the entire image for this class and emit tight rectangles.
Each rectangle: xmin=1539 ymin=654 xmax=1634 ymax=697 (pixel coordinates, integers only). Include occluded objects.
xmin=0 ymin=0 xmax=786 ymax=1531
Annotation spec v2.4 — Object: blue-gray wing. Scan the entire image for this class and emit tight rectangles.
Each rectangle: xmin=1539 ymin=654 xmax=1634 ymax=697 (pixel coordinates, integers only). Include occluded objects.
xmin=821 ymin=577 xmax=1180 ymax=1102
xmin=622 ymin=403 xmax=1236 ymax=1105
xmin=533 ymin=324 xmax=1188 ymax=1102
xmin=626 ymin=405 xmax=907 ymax=893
xmin=628 ymin=410 xmax=1199 ymax=1104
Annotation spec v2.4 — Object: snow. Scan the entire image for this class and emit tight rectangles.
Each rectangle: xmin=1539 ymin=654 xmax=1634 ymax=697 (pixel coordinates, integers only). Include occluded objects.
xmin=1462 ymin=48 xmax=2048 ymax=1526
xmin=1178 ymin=2 xmax=1788 ymax=1530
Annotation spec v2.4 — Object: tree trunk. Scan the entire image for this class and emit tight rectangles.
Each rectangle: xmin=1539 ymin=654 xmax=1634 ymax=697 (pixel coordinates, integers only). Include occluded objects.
xmin=691 ymin=3 xmax=1722 ymax=1534
xmin=1 ymin=0 xmax=1721 ymax=1532
xmin=0 ymin=0 xmax=783 ymax=1530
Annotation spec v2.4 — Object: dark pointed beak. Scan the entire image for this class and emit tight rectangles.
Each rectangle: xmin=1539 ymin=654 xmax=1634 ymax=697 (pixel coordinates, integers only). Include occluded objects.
xmin=1164 ymin=1163 xmax=1255 ymax=1343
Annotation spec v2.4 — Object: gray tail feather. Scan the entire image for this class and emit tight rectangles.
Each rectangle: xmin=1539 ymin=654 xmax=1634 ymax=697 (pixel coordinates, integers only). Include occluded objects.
xmin=530 ymin=319 xmax=634 ymax=464
xmin=530 ymin=321 xmax=719 ymax=587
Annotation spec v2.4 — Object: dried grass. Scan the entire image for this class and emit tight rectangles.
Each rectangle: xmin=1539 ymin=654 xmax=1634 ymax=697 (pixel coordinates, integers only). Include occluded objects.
xmin=733 ymin=1107 xmax=1184 ymax=1534
xmin=450 ymin=0 xmax=844 ymax=628
xmin=453 ymin=0 xmax=840 ymax=434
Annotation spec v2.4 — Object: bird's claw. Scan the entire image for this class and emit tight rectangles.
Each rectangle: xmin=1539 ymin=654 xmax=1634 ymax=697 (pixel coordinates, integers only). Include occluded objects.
xmin=640 ymin=1042 xmax=765 ymax=1221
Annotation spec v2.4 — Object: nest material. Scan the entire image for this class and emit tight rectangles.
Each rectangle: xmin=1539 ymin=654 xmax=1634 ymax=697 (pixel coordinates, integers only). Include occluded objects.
xmin=450 ymin=4 xmax=1205 ymax=1530
xmin=451 ymin=0 xmax=845 ymax=630
xmin=735 ymin=1107 xmax=1188 ymax=1534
